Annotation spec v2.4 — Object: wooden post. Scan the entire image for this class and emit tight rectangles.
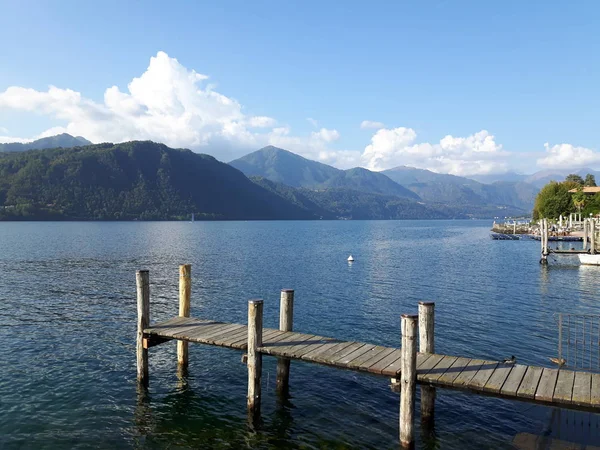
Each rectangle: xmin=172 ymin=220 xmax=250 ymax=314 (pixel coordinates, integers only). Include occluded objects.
xmin=400 ymin=314 xmax=418 ymax=449
xmin=418 ymin=302 xmax=435 ymax=427
xmin=540 ymin=219 xmax=548 ymax=264
xmin=583 ymin=219 xmax=589 ymax=251
xmin=276 ymin=289 xmax=294 ymax=397
xmin=136 ymin=270 xmax=150 ymax=387
xmin=247 ymin=299 xmax=263 ymax=418
xmin=591 ymin=219 xmax=596 ymax=254
xmin=177 ymin=264 xmax=192 ymax=368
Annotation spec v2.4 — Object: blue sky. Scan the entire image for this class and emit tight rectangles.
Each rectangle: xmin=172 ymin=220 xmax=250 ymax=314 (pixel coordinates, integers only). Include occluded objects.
xmin=0 ymin=0 xmax=599 ymax=175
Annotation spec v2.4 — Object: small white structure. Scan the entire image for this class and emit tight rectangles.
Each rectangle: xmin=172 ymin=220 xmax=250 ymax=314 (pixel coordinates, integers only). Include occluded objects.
xmin=347 ymin=255 xmax=354 ymax=262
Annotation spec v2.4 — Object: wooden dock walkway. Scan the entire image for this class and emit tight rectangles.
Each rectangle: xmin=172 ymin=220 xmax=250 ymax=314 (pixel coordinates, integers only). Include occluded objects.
xmin=136 ymin=265 xmax=600 ymax=448
xmin=145 ymin=316 xmax=600 ymax=410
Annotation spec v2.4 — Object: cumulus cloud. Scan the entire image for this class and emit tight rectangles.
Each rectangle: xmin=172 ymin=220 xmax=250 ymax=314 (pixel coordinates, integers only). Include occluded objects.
xmin=537 ymin=143 xmax=600 ymax=169
xmin=361 ymin=128 xmax=509 ymax=176
xmin=0 ymin=51 xmax=337 ymax=162
xmin=360 ymin=120 xmax=385 ymax=129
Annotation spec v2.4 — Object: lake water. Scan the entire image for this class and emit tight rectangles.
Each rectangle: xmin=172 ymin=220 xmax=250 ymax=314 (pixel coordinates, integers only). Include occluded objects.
xmin=1 ymin=220 xmax=599 ymax=449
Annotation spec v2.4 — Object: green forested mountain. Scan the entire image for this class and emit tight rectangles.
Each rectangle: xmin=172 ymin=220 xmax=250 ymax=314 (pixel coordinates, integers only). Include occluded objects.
xmin=230 ymin=146 xmax=418 ymax=199
xmin=0 ymin=133 xmax=91 ymax=152
xmin=0 ymin=141 xmax=318 ymax=220
xmin=250 ymin=177 xmax=460 ymax=219
xmin=382 ymin=165 xmax=537 ymax=211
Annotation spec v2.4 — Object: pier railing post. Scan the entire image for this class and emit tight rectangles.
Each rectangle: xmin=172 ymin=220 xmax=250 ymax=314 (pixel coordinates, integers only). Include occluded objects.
xmin=177 ymin=264 xmax=192 ymax=369
xmin=418 ymin=302 xmax=436 ymax=428
xmin=584 ymin=219 xmax=589 ymax=251
xmin=247 ymin=299 xmax=264 ymax=419
xmin=400 ymin=314 xmax=418 ymax=449
xmin=540 ymin=218 xmax=549 ymax=265
xmin=136 ymin=270 xmax=150 ymax=387
xmin=591 ymin=219 xmax=596 ymax=254
xmin=276 ymin=289 xmax=294 ymax=397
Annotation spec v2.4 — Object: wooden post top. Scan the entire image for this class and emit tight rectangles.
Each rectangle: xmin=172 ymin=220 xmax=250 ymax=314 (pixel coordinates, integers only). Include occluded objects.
xmin=281 ymin=289 xmax=294 ymax=293
xmin=418 ymin=301 xmax=435 ymax=306
xmin=401 ymin=314 xmax=418 ymax=320
xmin=137 ymin=269 xmax=149 ymax=274
xmin=249 ymin=299 xmax=264 ymax=305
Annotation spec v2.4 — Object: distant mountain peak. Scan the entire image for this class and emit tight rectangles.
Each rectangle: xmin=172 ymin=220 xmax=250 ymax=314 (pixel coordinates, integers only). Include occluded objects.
xmin=0 ymin=133 xmax=92 ymax=152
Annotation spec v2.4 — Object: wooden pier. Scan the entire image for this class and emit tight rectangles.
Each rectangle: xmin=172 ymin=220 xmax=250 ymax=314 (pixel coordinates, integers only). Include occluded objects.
xmin=136 ymin=266 xmax=600 ymax=448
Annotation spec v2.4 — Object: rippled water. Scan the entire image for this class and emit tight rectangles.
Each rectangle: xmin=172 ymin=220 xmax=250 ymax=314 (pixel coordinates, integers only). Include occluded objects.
xmin=1 ymin=220 xmax=599 ymax=449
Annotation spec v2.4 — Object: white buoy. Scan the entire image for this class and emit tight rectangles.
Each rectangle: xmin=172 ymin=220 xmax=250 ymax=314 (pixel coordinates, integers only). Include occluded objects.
xmin=347 ymin=255 xmax=354 ymax=262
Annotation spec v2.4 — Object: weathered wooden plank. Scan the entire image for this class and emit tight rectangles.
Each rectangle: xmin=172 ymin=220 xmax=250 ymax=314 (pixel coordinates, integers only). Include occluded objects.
xmin=261 ymin=331 xmax=308 ymax=350
xmin=262 ymin=330 xmax=290 ymax=345
xmin=336 ymin=344 xmax=377 ymax=368
xmin=300 ymin=340 xmax=347 ymax=361
xmin=212 ymin=327 xmax=249 ymax=347
xmin=308 ymin=342 xmax=356 ymax=363
xmin=368 ymin=349 xmax=402 ymax=374
xmin=419 ymin=355 xmax=458 ymax=384
xmin=571 ymin=371 xmax=592 ymax=406
xmin=163 ymin=321 xmax=224 ymax=338
xmin=292 ymin=337 xmax=335 ymax=358
xmin=382 ymin=350 xmax=420 ymax=377
xmin=591 ymin=373 xmax=600 ymax=407
xmin=200 ymin=324 xmax=248 ymax=344
xmin=534 ymin=368 xmax=559 ymax=402
xmin=262 ymin=333 xmax=316 ymax=356
xmin=144 ymin=316 xmax=188 ymax=332
xmin=469 ymin=361 xmax=498 ymax=390
xmin=500 ymin=364 xmax=528 ymax=396
xmin=348 ymin=346 xmax=389 ymax=370
xmin=416 ymin=354 xmax=445 ymax=376
xmin=176 ymin=322 xmax=233 ymax=340
xmin=482 ymin=363 xmax=513 ymax=393
xmin=361 ymin=347 xmax=396 ymax=369
xmin=453 ymin=359 xmax=485 ymax=387
xmin=321 ymin=342 xmax=366 ymax=365
xmin=146 ymin=317 xmax=216 ymax=337
xmin=275 ymin=334 xmax=328 ymax=358
xmin=517 ymin=366 xmax=543 ymax=399
xmin=416 ymin=353 xmax=433 ymax=370
xmin=436 ymin=357 xmax=470 ymax=386
xmin=553 ymin=370 xmax=575 ymax=404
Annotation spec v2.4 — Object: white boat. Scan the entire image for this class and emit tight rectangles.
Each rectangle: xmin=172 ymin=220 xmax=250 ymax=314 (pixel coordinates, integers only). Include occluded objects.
xmin=578 ymin=254 xmax=600 ymax=265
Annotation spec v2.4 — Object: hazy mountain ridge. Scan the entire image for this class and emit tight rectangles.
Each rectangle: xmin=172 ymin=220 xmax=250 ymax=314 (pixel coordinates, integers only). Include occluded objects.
xmin=0 ymin=133 xmax=91 ymax=152
xmin=230 ymin=146 xmax=418 ymax=200
xmin=382 ymin=165 xmax=538 ymax=211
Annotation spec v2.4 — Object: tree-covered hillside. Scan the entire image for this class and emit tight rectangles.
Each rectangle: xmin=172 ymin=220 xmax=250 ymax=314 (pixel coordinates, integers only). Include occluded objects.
xmin=0 ymin=141 xmax=317 ymax=220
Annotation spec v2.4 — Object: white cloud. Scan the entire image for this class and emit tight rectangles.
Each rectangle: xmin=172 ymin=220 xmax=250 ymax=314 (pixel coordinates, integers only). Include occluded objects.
xmin=0 ymin=51 xmax=336 ymax=162
xmin=247 ymin=116 xmax=277 ymax=128
xmin=307 ymin=117 xmax=318 ymax=128
xmin=537 ymin=143 xmax=600 ymax=169
xmin=360 ymin=120 xmax=385 ymax=130
xmin=361 ymin=128 xmax=509 ymax=176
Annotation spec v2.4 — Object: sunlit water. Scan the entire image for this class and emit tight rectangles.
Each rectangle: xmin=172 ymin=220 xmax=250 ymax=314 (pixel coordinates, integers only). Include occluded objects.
xmin=1 ymin=220 xmax=599 ymax=449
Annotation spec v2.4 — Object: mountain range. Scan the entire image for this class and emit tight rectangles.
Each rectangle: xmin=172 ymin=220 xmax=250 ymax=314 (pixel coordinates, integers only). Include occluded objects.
xmin=1 ymin=133 xmax=594 ymax=221
xmin=0 ymin=133 xmax=91 ymax=152
xmin=231 ymin=147 xmax=536 ymax=216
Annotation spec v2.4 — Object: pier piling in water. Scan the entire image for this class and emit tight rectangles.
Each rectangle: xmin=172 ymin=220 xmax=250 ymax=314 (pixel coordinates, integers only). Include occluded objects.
xmin=247 ymin=299 xmax=264 ymax=418
xmin=178 ymin=264 xmax=192 ymax=369
xmin=540 ymin=218 xmax=549 ymax=264
xmin=418 ymin=302 xmax=436 ymax=427
xmin=400 ymin=314 xmax=418 ymax=449
xmin=276 ymin=289 xmax=294 ymax=397
xmin=136 ymin=270 xmax=150 ymax=387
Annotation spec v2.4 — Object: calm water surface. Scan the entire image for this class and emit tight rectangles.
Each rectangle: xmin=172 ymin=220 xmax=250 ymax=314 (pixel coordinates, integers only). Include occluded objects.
xmin=1 ymin=220 xmax=599 ymax=449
